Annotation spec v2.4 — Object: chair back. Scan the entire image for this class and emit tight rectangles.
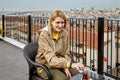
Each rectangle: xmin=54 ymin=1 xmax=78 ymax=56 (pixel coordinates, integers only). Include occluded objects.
xmin=24 ymin=42 xmax=38 ymax=62
xmin=23 ymin=42 xmax=52 ymax=80
xmin=23 ymin=42 xmax=38 ymax=80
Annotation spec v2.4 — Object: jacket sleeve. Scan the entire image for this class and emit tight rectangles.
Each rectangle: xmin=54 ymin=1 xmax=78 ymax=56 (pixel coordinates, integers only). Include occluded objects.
xmin=38 ymin=31 xmax=69 ymax=68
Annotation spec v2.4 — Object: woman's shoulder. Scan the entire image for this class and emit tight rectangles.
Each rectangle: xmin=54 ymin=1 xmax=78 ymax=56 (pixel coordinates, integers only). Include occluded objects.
xmin=40 ymin=30 xmax=49 ymax=37
xmin=35 ymin=27 xmax=49 ymax=41
xmin=38 ymin=26 xmax=49 ymax=35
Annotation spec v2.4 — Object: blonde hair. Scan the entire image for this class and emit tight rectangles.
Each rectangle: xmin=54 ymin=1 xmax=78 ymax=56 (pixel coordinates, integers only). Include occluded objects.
xmin=48 ymin=10 xmax=68 ymax=29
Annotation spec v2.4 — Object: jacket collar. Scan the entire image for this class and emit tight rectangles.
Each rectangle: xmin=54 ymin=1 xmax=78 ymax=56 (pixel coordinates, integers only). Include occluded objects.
xmin=42 ymin=26 xmax=65 ymax=40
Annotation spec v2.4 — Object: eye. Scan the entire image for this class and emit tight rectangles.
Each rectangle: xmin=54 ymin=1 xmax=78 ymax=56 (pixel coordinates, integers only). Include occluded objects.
xmin=56 ymin=21 xmax=64 ymax=24
xmin=61 ymin=21 xmax=64 ymax=24
xmin=56 ymin=21 xmax=60 ymax=24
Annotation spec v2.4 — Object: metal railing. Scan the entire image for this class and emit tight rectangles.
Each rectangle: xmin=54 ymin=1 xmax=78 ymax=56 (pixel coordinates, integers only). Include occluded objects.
xmin=1 ymin=15 xmax=120 ymax=79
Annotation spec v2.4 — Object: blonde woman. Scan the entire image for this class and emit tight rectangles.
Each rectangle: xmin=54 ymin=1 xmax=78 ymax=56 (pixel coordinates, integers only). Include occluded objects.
xmin=35 ymin=10 xmax=84 ymax=80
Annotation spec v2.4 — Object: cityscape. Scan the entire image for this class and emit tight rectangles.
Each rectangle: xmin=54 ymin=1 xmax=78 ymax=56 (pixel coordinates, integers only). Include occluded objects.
xmin=0 ymin=8 xmax=120 ymax=19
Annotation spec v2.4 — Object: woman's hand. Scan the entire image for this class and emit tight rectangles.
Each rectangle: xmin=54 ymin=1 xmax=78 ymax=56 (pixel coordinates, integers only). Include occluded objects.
xmin=71 ymin=63 xmax=84 ymax=71
xmin=64 ymin=68 xmax=71 ymax=78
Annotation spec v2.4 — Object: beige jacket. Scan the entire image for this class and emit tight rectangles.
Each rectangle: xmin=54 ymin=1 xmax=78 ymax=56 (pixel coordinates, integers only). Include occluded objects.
xmin=35 ymin=26 xmax=71 ymax=73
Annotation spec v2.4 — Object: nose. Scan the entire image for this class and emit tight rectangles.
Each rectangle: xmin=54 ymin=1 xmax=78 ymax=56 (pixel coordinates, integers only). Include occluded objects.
xmin=59 ymin=23 xmax=62 ymax=27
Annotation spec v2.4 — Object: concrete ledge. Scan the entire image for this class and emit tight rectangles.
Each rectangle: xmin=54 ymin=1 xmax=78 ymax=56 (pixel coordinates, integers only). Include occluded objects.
xmin=0 ymin=37 xmax=26 ymax=49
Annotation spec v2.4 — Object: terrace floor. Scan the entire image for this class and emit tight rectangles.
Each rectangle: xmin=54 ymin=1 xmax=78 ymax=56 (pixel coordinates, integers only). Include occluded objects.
xmin=0 ymin=39 xmax=28 ymax=80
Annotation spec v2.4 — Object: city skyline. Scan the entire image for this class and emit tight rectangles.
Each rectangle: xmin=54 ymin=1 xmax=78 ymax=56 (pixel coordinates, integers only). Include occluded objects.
xmin=0 ymin=0 xmax=120 ymax=11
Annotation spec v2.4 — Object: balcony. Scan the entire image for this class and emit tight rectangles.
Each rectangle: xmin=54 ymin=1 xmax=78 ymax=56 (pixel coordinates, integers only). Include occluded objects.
xmin=0 ymin=15 xmax=120 ymax=79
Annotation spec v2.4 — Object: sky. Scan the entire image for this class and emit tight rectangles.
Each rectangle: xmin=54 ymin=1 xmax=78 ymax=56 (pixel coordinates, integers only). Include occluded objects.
xmin=0 ymin=0 xmax=120 ymax=11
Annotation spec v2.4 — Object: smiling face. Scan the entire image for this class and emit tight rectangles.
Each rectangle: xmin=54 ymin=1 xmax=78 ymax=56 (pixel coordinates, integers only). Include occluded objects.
xmin=51 ymin=17 xmax=65 ymax=32
xmin=48 ymin=10 xmax=67 ymax=33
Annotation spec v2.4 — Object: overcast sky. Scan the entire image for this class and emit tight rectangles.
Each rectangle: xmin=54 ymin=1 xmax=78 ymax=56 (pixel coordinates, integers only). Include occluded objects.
xmin=0 ymin=0 xmax=120 ymax=11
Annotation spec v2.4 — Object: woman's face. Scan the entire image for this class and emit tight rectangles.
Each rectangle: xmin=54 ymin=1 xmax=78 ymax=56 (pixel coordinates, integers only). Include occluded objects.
xmin=51 ymin=17 xmax=65 ymax=32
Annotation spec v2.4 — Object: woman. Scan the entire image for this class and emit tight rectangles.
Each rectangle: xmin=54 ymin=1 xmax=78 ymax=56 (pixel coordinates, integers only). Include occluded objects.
xmin=35 ymin=10 xmax=84 ymax=80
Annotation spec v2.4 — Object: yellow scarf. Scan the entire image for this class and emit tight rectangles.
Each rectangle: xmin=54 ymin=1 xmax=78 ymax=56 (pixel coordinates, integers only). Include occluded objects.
xmin=52 ymin=32 xmax=59 ymax=40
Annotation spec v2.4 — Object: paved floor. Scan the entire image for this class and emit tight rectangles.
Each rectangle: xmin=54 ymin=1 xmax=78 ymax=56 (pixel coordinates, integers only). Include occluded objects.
xmin=0 ymin=39 xmax=28 ymax=80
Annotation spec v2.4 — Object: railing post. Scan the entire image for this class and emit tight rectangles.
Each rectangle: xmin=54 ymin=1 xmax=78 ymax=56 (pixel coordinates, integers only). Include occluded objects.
xmin=28 ymin=15 xmax=32 ymax=43
xmin=97 ymin=17 xmax=104 ymax=75
xmin=2 ymin=15 xmax=5 ymax=37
